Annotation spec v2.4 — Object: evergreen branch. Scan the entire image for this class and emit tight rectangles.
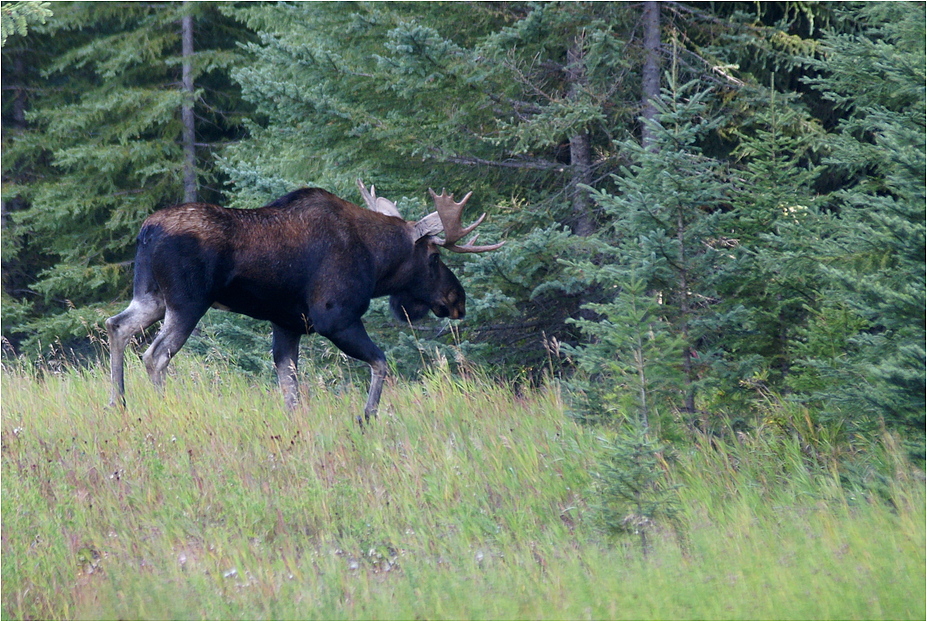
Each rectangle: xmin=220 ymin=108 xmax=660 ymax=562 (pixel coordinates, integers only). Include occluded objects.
xmin=434 ymin=150 xmax=567 ymax=172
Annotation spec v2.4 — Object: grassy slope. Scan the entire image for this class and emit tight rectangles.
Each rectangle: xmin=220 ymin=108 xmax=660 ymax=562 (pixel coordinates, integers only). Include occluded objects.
xmin=2 ymin=358 xmax=924 ymax=620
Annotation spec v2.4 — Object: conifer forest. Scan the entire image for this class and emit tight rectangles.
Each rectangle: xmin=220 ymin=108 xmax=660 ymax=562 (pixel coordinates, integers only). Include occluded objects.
xmin=1 ymin=2 xmax=925 ymax=619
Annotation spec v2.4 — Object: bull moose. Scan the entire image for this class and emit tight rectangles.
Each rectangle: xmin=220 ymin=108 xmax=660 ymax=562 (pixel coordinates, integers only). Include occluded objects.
xmin=106 ymin=180 xmax=503 ymax=422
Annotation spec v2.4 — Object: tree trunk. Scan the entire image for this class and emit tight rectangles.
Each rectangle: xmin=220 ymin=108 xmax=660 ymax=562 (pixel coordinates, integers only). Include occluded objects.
xmin=566 ymin=36 xmax=594 ymax=237
xmin=640 ymin=1 xmax=661 ymax=150
xmin=181 ymin=4 xmax=197 ymax=203
xmin=569 ymin=131 xmax=594 ymax=237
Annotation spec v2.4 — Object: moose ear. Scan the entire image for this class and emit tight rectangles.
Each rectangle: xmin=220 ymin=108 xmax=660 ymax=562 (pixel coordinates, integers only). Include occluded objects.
xmin=357 ymin=179 xmax=402 ymax=218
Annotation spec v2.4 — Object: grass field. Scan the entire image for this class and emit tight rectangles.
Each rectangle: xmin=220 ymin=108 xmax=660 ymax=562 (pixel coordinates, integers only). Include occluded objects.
xmin=2 ymin=356 xmax=924 ymax=620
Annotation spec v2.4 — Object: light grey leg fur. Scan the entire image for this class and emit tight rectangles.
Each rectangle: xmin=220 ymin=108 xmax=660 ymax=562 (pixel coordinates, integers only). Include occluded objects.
xmin=363 ymin=359 xmax=388 ymax=423
xmin=105 ymin=296 xmax=165 ymax=407
xmin=272 ymin=324 xmax=301 ymax=410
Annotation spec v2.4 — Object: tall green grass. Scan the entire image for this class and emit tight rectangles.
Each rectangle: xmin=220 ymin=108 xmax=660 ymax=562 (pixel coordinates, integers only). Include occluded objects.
xmin=2 ymin=356 xmax=923 ymax=620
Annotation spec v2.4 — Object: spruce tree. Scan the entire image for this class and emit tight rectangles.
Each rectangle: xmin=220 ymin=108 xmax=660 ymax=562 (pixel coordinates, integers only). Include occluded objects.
xmin=591 ymin=426 xmax=682 ymax=557
xmin=794 ymin=2 xmax=926 ymax=458
xmin=566 ymin=273 xmax=685 ymax=429
xmin=715 ymin=82 xmax=826 ymax=396
xmin=569 ymin=71 xmax=732 ymax=426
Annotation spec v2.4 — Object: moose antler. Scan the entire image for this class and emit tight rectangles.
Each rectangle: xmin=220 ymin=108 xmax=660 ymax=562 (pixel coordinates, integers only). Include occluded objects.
xmin=357 ymin=179 xmax=402 ymax=218
xmin=415 ymin=189 xmax=504 ymax=254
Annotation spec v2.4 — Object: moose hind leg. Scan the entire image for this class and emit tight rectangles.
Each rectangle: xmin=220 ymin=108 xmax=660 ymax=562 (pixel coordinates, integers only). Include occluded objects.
xmin=142 ymin=305 xmax=205 ymax=390
xmin=106 ymin=296 xmax=165 ymax=407
xmin=272 ymin=324 xmax=302 ymax=410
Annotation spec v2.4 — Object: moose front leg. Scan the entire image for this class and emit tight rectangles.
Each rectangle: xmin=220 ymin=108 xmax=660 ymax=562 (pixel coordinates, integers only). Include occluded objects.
xmin=364 ymin=357 xmax=388 ymax=422
xmin=321 ymin=320 xmax=388 ymax=424
xmin=272 ymin=324 xmax=301 ymax=410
